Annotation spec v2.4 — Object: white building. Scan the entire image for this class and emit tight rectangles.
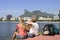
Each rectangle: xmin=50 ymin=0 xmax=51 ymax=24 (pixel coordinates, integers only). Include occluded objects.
xmin=38 ymin=17 xmax=47 ymax=20
xmin=43 ymin=17 xmax=47 ymax=20
xmin=47 ymin=18 xmax=52 ymax=20
xmin=54 ymin=16 xmax=59 ymax=20
xmin=10 ymin=17 xmax=16 ymax=20
xmin=2 ymin=17 xmax=6 ymax=21
xmin=18 ymin=17 xmax=21 ymax=20
xmin=2 ymin=18 xmax=6 ymax=21
xmin=23 ymin=17 xmax=31 ymax=20
xmin=38 ymin=17 xmax=53 ymax=20
xmin=38 ymin=17 xmax=44 ymax=20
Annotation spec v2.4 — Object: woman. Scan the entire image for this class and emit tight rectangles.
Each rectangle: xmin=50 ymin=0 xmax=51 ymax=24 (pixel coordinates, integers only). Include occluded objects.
xmin=11 ymin=18 xmax=27 ymax=40
xmin=26 ymin=19 xmax=35 ymax=38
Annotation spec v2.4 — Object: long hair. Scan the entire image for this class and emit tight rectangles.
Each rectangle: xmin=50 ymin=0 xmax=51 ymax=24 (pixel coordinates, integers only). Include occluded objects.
xmin=19 ymin=18 xmax=26 ymax=29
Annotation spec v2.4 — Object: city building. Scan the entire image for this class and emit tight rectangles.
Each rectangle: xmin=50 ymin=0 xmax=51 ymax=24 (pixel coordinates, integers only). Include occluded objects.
xmin=10 ymin=17 xmax=16 ymax=20
xmin=23 ymin=17 xmax=31 ymax=20
xmin=17 ymin=17 xmax=21 ymax=20
xmin=46 ymin=18 xmax=52 ymax=20
xmin=38 ymin=17 xmax=44 ymax=20
xmin=2 ymin=17 xmax=7 ymax=21
xmin=54 ymin=16 xmax=59 ymax=20
xmin=38 ymin=17 xmax=53 ymax=20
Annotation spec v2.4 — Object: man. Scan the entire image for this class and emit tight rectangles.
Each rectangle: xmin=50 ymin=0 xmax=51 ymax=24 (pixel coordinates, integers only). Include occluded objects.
xmin=32 ymin=17 xmax=39 ymax=36
xmin=26 ymin=19 xmax=35 ymax=38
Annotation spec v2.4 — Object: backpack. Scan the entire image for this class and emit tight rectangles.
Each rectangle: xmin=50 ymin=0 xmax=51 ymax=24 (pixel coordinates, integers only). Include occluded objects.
xmin=48 ymin=24 xmax=55 ymax=35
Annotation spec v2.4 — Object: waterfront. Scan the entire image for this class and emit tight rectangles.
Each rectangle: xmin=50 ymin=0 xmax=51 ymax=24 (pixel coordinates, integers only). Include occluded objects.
xmin=0 ymin=21 xmax=60 ymax=40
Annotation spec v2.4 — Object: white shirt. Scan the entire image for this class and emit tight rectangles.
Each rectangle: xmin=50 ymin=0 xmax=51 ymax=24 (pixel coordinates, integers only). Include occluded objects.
xmin=29 ymin=27 xmax=34 ymax=34
xmin=32 ymin=22 xmax=39 ymax=35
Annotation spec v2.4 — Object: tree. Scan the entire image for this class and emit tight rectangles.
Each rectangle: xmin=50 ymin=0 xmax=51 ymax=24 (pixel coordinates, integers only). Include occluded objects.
xmin=58 ymin=10 xmax=60 ymax=20
xmin=6 ymin=14 xmax=12 ymax=20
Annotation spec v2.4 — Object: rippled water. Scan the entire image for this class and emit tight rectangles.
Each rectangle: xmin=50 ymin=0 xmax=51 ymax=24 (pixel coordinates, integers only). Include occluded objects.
xmin=0 ymin=21 xmax=60 ymax=40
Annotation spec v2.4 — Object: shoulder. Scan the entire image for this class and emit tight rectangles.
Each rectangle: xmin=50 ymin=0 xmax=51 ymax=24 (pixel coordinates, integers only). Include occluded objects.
xmin=32 ymin=22 xmax=38 ymax=25
xmin=33 ymin=23 xmax=39 ymax=27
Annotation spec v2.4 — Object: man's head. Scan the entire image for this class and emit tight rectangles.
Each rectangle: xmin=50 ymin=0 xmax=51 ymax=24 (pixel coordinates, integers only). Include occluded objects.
xmin=32 ymin=16 xmax=37 ymax=22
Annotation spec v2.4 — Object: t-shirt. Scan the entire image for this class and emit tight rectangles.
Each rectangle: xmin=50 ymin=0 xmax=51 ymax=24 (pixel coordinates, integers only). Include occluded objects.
xmin=29 ymin=27 xmax=35 ymax=34
xmin=16 ymin=24 xmax=27 ymax=36
xmin=32 ymin=22 xmax=39 ymax=35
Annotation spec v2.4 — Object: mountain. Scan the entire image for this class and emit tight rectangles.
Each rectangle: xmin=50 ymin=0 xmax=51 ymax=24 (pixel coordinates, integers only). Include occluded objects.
xmin=20 ymin=9 xmax=31 ymax=17
xmin=20 ymin=9 xmax=55 ymax=18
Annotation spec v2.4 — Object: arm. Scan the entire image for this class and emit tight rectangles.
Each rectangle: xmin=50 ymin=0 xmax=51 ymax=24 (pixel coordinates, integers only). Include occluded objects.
xmin=15 ymin=24 xmax=18 ymax=32
xmin=15 ymin=27 xmax=18 ymax=32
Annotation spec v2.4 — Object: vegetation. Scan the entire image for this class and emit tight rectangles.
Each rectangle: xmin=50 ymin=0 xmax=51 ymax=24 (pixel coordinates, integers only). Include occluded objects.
xmin=6 ymin=14 xmax=12 ymax=21
xmin=58 ymin=10 xmax=60 ymax=20
xmin=38 ymin=32 xmax=43 ymax=35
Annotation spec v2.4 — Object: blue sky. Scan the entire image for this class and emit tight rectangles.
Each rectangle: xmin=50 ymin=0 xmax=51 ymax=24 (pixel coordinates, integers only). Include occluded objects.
xmin=0 ymin=0 xmax=60 ymax=17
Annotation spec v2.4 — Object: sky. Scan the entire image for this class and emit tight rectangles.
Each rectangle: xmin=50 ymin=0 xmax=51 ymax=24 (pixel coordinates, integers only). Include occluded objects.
xmin=0 ymin=0 xmax=60 ymax=17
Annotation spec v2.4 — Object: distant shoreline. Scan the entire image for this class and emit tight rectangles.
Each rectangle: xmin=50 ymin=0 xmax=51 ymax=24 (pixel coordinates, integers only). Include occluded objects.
xmin=0 ymin=20 xmax=60 ymax=22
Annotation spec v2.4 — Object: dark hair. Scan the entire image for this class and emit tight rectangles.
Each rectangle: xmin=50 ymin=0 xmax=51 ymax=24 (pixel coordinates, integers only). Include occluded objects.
xmin=32 ymin=17 xmax=37 ymax=22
